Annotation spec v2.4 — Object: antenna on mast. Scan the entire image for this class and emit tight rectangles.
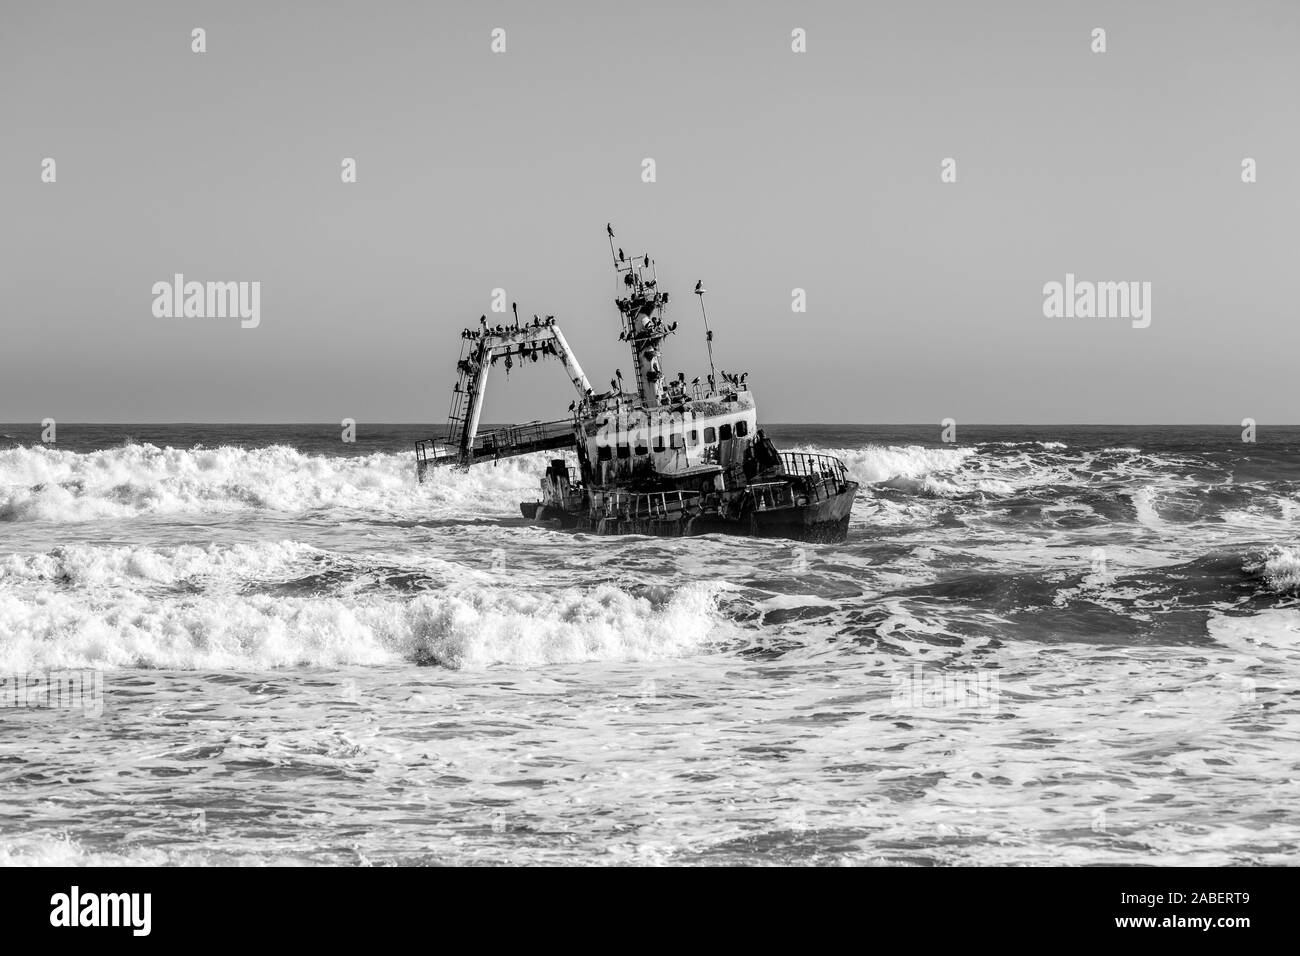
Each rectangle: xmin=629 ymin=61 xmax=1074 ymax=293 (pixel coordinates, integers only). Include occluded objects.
xmin=694 ymin=279 xmax=717 ymax=388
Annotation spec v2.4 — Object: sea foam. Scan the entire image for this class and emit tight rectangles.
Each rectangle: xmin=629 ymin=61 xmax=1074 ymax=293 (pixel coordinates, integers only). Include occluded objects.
xmin=0 ymin=443 xmax=541 ymax=523
xmin=0 ymin=540 xmax=730 ymax=671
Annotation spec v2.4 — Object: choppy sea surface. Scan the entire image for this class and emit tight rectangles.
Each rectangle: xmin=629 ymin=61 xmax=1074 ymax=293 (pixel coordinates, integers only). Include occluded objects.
xmin=1 ymin=423 xmax=1297 ymax=866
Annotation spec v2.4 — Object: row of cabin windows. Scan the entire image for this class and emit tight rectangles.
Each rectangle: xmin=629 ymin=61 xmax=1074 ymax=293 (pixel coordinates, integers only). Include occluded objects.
xmin=597 ymin=419 xmax=750 ymax=460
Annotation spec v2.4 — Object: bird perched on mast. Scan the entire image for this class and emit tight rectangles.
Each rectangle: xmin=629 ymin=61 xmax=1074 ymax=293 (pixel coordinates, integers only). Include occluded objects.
xmin=694 ymin=280 xmax=705 ymax=295
xmin=607 ymin=223 xmax=614 ymax=238
xmin=618 ymin=248 xmax=625 ymax=263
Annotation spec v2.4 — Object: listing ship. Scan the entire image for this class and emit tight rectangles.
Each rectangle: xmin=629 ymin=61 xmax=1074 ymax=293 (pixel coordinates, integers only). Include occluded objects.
xmin=415 ymin=227 xmax=859 ymax=542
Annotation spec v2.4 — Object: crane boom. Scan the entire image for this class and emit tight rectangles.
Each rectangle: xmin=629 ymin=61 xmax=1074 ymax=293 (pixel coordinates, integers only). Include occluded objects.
xmin=415 ymin=321 xmax=593 ymax=477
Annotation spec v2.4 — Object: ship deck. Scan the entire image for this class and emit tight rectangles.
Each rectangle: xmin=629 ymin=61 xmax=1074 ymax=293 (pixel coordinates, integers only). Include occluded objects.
xmin=416 ymin=418 xmax=574 ymax=478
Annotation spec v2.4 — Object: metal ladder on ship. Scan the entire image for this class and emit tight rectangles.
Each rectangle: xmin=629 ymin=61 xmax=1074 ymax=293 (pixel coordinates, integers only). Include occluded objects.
xmin=444 ymin=339 xmax=477 ymax=446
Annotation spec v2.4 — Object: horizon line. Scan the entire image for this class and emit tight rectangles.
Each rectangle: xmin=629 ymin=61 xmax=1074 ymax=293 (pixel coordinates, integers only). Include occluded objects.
xmin=2 ymin=422 xmax=1294 ymax=429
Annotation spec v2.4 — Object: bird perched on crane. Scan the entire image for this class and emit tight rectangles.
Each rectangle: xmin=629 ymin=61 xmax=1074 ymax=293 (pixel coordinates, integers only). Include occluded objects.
xmin=618 ymin=248 xmax=625 ymax=263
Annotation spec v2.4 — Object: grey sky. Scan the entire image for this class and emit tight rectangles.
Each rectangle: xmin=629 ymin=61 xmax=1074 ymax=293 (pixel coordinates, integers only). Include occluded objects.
xmin=1 ymin=0 xmax=1296 ymax=424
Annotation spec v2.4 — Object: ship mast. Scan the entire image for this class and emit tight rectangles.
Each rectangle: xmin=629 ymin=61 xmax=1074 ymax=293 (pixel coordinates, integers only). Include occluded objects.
xmin=608 ymin=226 xmax=675 ymax=408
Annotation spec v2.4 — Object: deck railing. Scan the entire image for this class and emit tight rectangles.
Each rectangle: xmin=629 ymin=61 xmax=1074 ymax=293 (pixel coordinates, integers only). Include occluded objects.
xmin=748 ymin=481 xmax=796 ymax=511
xmin=597 ymin=489 xmax=700 ymax=520
xmin=776 ymin=451 xmax=850 ymax=502
xmin=778 ymin=451 xmax=847 ymax=482
xmin=415 ymin=439 xmax=458 ymax=465
xmin=415 ymin=418 xmax=575 ymax=478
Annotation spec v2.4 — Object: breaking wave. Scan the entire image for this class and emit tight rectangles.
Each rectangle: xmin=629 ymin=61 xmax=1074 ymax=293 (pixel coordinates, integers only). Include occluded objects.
xmin=1261 ymin=547 xmax=1300 ymax=594
xmin=0 ymin=443 xmax=542 ymax=523
xmin=0 ymin=541 xmax=730 ymax=671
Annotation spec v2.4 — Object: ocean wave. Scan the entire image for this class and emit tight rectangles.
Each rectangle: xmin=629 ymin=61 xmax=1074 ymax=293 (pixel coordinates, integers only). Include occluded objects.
xmin=1261 ymin=547 xmax=1300 ymax=594
xmin=0 ymin=832 xmax=317 ymax=866
xmin=0 ymin=540 xmax=320 ymax=589
xmin=0 ymin=443 xmax=543 ymax=523
xmin=800 ymin=443 xmax=999 ymax=497
xmin=0 ymin=835 xmax=173 ymax=867
xmin=0 ymin=541 xmax=730 ymax=671
xmin=832 ymin=444 xmax=975 ymax=484
xmin=982 ymin=441 xmax=1068 ymax=450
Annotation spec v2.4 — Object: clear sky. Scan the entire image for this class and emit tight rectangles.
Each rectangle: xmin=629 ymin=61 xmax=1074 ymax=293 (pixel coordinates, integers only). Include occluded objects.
xmin=1 ymin=0 xmax=1296 ymax=424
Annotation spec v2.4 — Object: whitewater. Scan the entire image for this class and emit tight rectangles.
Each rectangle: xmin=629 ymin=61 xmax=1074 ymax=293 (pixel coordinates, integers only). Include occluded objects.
xmin=1 ymin=424 xmax=1298 ymax=866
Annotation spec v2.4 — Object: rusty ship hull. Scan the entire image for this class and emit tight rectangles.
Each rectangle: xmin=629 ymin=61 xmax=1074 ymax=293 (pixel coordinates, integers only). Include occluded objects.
xmin=523 ymin=477 xmax=859 ymax=543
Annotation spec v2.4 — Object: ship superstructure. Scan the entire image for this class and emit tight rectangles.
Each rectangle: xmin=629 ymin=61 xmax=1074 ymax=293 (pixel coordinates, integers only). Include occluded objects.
xmin=415 ymin=228 xmax=858 ymax=542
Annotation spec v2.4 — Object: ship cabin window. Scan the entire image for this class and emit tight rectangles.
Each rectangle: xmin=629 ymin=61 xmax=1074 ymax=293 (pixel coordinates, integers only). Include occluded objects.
xmin=688 ymin=429 xmax=698 ymax=446
xmin=654 ymin=434 xmax=665 ymax=452
xmin=735 ymin=420 xmax=749 ymax=438
xmin=719 ymin=423 xmax=732 ymax=441
xmin=616 ymin=444 xmax=630 ymax=459
xmin=669 ymin=433 xmax=684 ymax=450
xmin=634 ymin=441 xmax=648 ymax=456
xmin=704 ymin=427 xmax=717 ymax=443
xmin=597 ymin=445 xmax=612 ymax=462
